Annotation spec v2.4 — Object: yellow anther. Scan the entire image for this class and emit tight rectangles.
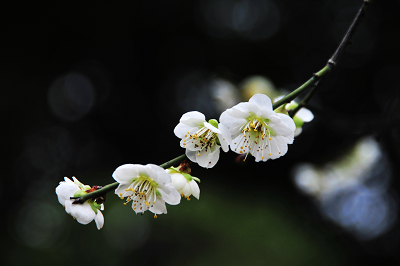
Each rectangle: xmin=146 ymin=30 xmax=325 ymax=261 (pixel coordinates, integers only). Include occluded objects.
xmin=269 ymin=137 xmax=272 ymax=140
xmin=73 ymin=217 xmax=76 ymax=220
xmin=183 ymin=143 xmax=186 ymax=145
xmin=153 ymin=201 xmax=155 ymax=204
xmin=119 ymin=193 xmax=123 ymax=196
xmin=186 ymin=196 xmax=191 ymax=201
xmin=240 ymin=146 xmax=243 ymax=149
xmin=250 ymin=123 xmax=255 ymax=128
xmin=254 ymin=129 xmax=257 ymax=131
xmin=120 ymin=196 xmax=124 ymax=199
xmin=183 ymin=139 xmax=186 ymax=142
xmin=268 ymin=153 xmax=272 ymax=156
xmin=154 ymin=215 xmax=158 ymax=218
xmin=240 ymin=151 xmax=243 ymax=154
xmin=185 ymin=135 xmax=187 ymax=137
xmin=133 ymin=207 xmax=136 ymax=210
xmin=123 ymin=202 xmax=127 ymax=205
xmin=262 ymin=156 xmax=264 ymax=159
xmin=197 ymin=153 xmax=200 ymax=156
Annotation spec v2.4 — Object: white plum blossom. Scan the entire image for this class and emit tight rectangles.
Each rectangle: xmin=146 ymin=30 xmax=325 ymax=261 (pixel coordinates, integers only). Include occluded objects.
xmin=56 ymin=177 xmax=104 ymax=230
xmin=220 ymin=93 xmax=296 ymax=162
xmin=174 ymin=111 xmax=232 ymax=168
xmin=113 ymin=164 xmax=181 ymax=217
xmin=274 ymin=96 xmax=314 ymax=136
xmin=166 ymin=167 xmax=200 ymax=200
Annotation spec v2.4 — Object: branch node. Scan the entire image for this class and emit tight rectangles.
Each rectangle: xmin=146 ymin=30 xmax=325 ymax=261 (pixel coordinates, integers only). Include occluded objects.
xmin=328 ymin=59 xmax=336 ymax=67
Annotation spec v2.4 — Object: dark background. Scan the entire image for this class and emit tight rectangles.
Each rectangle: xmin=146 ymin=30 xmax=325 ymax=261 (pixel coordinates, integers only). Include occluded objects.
xmin=2 ymin=0 xmax=400 ymax=265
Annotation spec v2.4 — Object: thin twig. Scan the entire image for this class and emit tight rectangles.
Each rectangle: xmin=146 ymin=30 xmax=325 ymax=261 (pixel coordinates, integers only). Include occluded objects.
xmin=279 ymin=0 xmax=371 ymax=115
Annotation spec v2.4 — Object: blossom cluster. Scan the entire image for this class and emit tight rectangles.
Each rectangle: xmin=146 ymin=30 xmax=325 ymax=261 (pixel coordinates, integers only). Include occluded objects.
xmin=56 ymin=93 xmax=312 ymax=229
xmin=175 ymin=93 xmax=297 ymax=164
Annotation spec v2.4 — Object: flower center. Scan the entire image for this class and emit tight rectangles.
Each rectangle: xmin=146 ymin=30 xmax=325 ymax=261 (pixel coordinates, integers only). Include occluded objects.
xmin=183 ymin=126 xmax=218 ymax=156
xmin=232 ymin=117 xmax=281 ymax=160
xmin=122 ymin=175 xmax=159 ymax=212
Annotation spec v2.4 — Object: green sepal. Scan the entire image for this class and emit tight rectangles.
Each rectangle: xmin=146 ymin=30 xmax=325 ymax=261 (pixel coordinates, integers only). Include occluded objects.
xmin=167 ymin=167 xmax=201 ymax=183
xmin=73 ymin=190 xmax=87 ymax=198
xmin=181 ymin=172 xmax=193 ymax=181
xmin=274 ymin=105 xmax=287 ymax=114
xmin=191 ymin=176 xmax=201 ymax=183
xmin=89 ymin=201 xmax=102 ymax=214
xmin=167 ymin=167 xmax=180 ymax=174
xmin=208 ymin=119 xmax=219 ymax=128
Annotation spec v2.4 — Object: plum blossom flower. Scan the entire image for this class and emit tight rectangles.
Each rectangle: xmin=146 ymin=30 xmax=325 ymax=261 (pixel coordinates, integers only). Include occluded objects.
xmin=274 ymin=96 xmax=314 ymax=136
xmin=166 ymin=161 xmax=200 ymax=200
xmin=220 ymin=93 xmax=296 ymax=162
xmin=113 ymin=164 xmax=181 ymax=217
xmin=56 ymin=177 xmax=104 ymax=230
xmin=174 ymin=111 xmax=231 ymax=168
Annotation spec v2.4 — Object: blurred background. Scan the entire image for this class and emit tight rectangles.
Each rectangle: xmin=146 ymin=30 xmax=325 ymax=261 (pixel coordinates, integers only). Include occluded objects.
xmin=2 ymin=0 xmax=400 ymax=265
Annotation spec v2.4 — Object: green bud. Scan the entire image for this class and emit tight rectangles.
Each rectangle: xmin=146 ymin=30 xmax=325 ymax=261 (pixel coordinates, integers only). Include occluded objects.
xmin=286 ymin=102 xmax=298 ymax=110
xmin=208 ymin=119 xmax=219 ymax=128
xmin=293 ymin=116 xmax=304 ymax=128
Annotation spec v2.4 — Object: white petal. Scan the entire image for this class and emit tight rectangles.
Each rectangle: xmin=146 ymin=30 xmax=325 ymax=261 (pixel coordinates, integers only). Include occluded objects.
xmin=189 ymin=180 xmax=200 ymax=199
xmin=181 ymin=136 xmax=202 ymax=151
xmin=170 ymin=173 xmax=187 ymax=191
xmin=220 ymin=109 xmax=247 ymax=128
xmin=56 ymin=181 xmax=79 ymax=205
xmin=276 ymin=113 xmax=296 ymax=131
xmin=174 ymin=123 xmax=195 ymax=138
xmin=115 ymin=183 xmax=132 ymax=198
xmin=249 ymin=93 xmax=273 ymax=110
xmin=186 ymin=150 xmax=198 ymax=163
xmin=230 ymin=134 xmax=250 ymax=155
xmin=151 ymin=197 xmax=167 ymax=214
xmin=196 ymin=147 xmax=220 ymax=168
xmin=204 ymin=122 xmax=222 ymax=134
xmin=294 ymin=127 xmax=302 ymax=137
xmin=94 ymin=211 xmax=104 ymax=230
xmin=113 ymin=164 xmax=143 ymax=183
xmin=218 ymin=123 xmax=232 ymax=152
xmin=65 ymin=201 xmax=95 ymax=225
xmin=158 ymin=185 xmax=181 ymax=205
xmin=296 ymin=108 xmax=314 ymax=122
xmin=179 ymin=111 xmax=206 ymax=127
xmin=145 ymin=164 xmax=172 ymax=185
